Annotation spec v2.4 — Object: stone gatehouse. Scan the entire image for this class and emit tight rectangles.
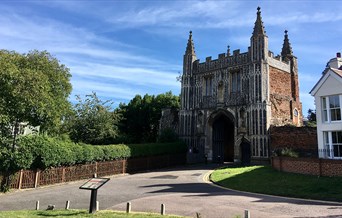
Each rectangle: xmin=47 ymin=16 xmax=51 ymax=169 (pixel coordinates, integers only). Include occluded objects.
xmin=161 ymin=7 xmax=302 ymax=164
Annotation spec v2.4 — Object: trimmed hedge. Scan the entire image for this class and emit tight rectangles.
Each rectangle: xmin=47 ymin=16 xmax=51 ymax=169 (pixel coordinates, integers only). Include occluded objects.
xmin=128 ymin=142 xmax=187 ymax=157
xmin=0 ymin=135 xmax=186 ymax=171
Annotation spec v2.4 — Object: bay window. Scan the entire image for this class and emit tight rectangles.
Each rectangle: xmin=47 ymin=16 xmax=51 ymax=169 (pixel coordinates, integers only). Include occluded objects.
xmin=324 ymin=131 xmax=342 ymax=158
xmin=322 ymin=95 xmax=341 ymax=122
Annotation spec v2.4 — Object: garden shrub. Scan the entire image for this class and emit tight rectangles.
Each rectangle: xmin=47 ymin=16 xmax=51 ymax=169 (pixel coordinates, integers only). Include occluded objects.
xmin=1 ymin=135 xmax=186 ymax=170
xmin=273 ymin=147 xmax=299 ymax=158
xmin=127 ymin=141 xmax=187 ymax=158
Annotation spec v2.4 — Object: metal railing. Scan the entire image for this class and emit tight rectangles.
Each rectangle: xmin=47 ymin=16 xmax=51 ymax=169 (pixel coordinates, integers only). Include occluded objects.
xmin=318 ymin=148 xmax=342 ymax=159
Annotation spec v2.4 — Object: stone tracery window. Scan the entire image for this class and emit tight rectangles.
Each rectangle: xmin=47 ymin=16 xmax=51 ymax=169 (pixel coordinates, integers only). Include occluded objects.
xmin=293 ymin=108 xmax=299 ymax=117
xmin=204 ymin=76 xmax=213 ymax=96
xmin=218 ymin=81 xmax=224 ymax=102
xmin=231 ymin=71 xmax=240 ymax=93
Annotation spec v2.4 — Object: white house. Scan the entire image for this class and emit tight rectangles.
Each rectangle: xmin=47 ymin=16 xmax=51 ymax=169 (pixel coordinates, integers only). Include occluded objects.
xmin=310 ymin=52 xmax=342 ymax=159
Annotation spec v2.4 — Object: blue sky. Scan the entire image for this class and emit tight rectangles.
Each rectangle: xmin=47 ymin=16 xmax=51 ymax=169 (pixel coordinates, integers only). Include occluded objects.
xmin=0 ymin=1 xmax=341 ymax=116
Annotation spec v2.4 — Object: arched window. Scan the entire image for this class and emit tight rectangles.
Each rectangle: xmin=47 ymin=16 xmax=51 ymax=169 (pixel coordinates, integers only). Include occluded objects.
xmin=293 ymin=108 xmax=299 ymax=117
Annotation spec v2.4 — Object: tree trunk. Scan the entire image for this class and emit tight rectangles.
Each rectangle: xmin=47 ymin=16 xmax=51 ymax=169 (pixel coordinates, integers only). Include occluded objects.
xmin=12 ymin=120 xmax=19 ymax=152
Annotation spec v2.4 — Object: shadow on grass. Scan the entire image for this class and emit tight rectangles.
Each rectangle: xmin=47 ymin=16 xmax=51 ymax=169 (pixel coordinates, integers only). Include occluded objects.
xmin=36 ymin=210 xmax=88 ymax=217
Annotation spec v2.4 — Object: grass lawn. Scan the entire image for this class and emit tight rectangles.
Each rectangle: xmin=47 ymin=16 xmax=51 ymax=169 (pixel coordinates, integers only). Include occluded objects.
xmin=211 ymin=165 xmax=342 ymax=202
xmin=0 ymin=209 xmax=187 ymax=218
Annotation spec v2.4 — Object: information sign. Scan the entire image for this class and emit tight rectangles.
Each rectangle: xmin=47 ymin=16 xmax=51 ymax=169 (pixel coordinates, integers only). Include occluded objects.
xmin=79 ymin=177 xmax=110 ymax=213
xmin=80 ymin=178 xmax=110 ymax=190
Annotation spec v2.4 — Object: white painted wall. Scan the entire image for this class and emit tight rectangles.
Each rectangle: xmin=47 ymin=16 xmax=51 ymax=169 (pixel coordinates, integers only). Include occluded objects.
xmin=312 ymin=70 xmax=342 ymax=158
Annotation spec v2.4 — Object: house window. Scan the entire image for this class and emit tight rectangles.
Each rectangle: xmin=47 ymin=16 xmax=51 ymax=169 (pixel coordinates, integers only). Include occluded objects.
xmin=330 ymin=95 xmax=341 ymax=121
xmin=204 ymin=77 xmax=212 ymax=96
xmin=323 ymin=132 xmax=330 ymax=157
xmin=231 ymin=71 xmax=240 ymax=93
xmin=332 ymin=131 xmax=342 ymax=157
xmin=322 ymin=95 xmax=341 ymax=122
xmin=324 ymin=131 xmax=342 ymax=158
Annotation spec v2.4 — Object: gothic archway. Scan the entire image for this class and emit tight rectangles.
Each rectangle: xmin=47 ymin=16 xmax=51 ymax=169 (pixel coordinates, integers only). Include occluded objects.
xmin=211 ymin=114 xmax=235 ymax=163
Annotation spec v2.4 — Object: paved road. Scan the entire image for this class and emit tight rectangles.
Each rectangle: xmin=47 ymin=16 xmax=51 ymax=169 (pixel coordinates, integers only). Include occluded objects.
xmin=0 ymin=164 xmax=342 ymax=218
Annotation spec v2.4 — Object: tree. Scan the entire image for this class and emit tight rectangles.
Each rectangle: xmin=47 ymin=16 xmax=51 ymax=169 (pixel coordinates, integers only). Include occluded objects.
xmin=0 ymin=50 xmax=72 ymax=149
xmin=306 ymin=109 xmax=317 ymax=127
xmin=307 ymin=109 xmax=316 ymax=122
xmin=116 ymin=91 xmax=180 ymax=143
xmin=67 ymin=92 xmax=121 ymax=145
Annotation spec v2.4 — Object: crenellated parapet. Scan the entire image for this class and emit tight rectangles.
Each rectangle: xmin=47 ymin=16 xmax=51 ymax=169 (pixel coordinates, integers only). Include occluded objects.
xmin=268 ymin=54 xmax=291 ymax=73
xmin=196 ymin=52 xmax=250 ymax=73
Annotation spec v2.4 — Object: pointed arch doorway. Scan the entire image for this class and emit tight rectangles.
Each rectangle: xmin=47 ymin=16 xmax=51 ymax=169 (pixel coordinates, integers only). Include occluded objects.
xmin=212 ymin=114 xmax=235 ymax=163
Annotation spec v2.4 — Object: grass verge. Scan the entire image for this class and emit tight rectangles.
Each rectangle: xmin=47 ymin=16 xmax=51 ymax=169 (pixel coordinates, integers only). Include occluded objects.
xmin=0 ymin=209 xmax=187 ymax=218
xmin=210 ymin=165 xmax=342 ymax=202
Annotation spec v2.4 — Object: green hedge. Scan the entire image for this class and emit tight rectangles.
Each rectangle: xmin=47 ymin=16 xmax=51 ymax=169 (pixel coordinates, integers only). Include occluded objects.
xmin=0 ymin=135 xmax=186 ymax=171
xmin=128 ymin=142 xmax=187 ymax=157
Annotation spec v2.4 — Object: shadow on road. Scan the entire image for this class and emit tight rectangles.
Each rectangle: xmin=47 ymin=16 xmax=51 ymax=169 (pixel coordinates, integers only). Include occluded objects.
xmin=141 ymin=164 xmax=342 ymax=208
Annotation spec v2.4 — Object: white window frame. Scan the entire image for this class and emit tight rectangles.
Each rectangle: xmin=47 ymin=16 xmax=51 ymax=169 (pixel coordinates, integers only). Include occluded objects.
xmin=323 ymin=131 xmax=342 ymax=159
xmin=322 ymin=95 xmax=342 ymax=123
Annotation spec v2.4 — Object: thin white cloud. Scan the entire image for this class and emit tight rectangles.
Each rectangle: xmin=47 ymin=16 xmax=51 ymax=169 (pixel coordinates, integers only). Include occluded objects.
xmin=266 ymin=12 xmax=342 ymax=26
xmin=107 ymin=1 xmax=245 ymax=28
xmin=71 ymin=63 xmax=180 ymax=88
xmin=71 ymin=79 xmax=138 ymax=101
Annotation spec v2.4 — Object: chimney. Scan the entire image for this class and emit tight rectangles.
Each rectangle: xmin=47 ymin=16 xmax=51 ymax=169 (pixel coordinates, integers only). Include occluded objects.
xmin=326 ymin=52 xmax=342 ymax=69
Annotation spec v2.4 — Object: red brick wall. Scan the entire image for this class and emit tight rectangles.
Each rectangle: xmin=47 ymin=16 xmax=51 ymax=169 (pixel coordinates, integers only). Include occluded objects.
xmin=269 ymin=66 xmax=302 ymax=126
xmin=269 ymin=66 xmax=292 ymax=95
xmin=272 ymin=157 xmax=342 ymax=177
xmin=320 ymin=159 xmax=342 ymax=177
xmin=270 ymin=126 xmax=317 ymax=151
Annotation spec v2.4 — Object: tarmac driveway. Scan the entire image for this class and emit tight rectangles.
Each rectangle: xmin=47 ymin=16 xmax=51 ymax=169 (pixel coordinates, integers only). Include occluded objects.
xmin=0 ymin=164 xmax=342 ymax=218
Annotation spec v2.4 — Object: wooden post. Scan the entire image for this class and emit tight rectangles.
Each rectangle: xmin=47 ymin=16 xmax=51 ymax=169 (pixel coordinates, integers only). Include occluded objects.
xmin=96 ymin=201 xmax=99 ymax=211
xmin=244 ymin=209 xmax=250 ymax=218
xmin=35 ymin=201 xmax=39 ymax=210
xmin=34 ymin=170 xmax=40 ymax=188
xmin=18 ymin=170 xmax=23 ymax=190
xmin=65 ymin=201 xmax=70 ymax=210
xmin=122 ymin=159 xmax=126 ymax=174
xmin=126 ymin=202 xmax=131 ymax=213
xmin=161 ymin=204 xmax=165 ymax=215
xmin=62 ymin=167 xmax=66 ymax=183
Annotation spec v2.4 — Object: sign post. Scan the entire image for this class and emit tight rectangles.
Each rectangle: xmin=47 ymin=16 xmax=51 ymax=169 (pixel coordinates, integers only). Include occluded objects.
xmin=79 ymin=177 xmax=110 ymax=213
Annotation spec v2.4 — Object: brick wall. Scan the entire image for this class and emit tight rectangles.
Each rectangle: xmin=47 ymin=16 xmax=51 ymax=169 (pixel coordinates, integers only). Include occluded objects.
xmin=270 ymin=125 xmax=317 ymax=157
xmin=272 ymin=156 xmax=342 ymax=177
xmin=269 ymin=66 xmax=292 ymax=95
xmin=269 ymin=66 xmax=302 ymax=126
